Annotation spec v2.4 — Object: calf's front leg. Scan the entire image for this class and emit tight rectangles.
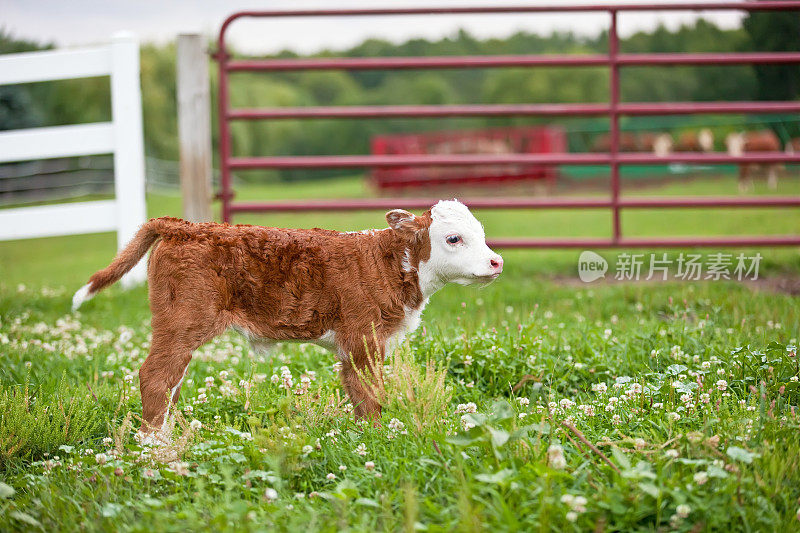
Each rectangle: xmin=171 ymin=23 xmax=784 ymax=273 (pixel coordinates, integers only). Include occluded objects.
xmin=338 ymin=338 xmax=386 ymax=422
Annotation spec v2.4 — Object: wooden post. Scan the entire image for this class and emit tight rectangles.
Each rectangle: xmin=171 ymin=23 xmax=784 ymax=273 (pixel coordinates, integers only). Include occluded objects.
xmin=177 ymin=33 xmax=213 ymax=222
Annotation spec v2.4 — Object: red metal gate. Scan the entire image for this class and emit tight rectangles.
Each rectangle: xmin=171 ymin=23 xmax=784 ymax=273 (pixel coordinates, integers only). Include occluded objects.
xmin=215 ymin=2 xmax=800 ymax=248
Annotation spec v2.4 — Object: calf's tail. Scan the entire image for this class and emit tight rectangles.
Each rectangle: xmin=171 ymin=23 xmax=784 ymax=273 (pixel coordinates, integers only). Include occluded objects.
xmin=72 ymin=218 xmax=166 ymax=310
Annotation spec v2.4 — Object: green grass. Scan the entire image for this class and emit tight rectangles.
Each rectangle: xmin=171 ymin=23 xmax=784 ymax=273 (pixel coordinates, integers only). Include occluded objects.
xmin=1 ymin=176 xmax=799 ymax=531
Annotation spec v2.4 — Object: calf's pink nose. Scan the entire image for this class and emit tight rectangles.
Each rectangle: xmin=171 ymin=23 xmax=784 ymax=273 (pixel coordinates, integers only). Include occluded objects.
xmin=490 ymin=256 xmax=504 ymax=272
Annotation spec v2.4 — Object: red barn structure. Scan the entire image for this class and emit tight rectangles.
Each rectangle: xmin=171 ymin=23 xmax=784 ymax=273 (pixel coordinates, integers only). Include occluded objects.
xmin=370 ymin=126 xmax=566 ymax=191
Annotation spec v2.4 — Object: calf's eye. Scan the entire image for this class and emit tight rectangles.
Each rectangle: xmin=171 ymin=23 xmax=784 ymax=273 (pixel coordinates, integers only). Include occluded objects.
xmin=446 ymin=235 xmax=461 ymax=245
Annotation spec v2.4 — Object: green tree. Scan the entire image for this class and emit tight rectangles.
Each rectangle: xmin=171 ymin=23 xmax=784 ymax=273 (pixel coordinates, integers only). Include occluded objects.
xmin=743 ymin=3 xmax=800 ymax=100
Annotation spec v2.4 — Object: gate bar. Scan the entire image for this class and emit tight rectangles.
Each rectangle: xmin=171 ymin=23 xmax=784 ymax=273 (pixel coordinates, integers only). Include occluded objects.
xmin=229 ymin=196 xmax=800 ymax=213
xmin=227 ymin=153 xmax=800 ymax=170
xmin=227 ymin=52 xmax=800 ymax=72
xmin=228 ymin=101 xmax=800 ymax=120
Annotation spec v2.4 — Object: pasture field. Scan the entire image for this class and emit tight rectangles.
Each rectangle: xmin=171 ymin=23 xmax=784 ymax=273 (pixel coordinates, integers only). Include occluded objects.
xmin=1 ymin=176 xmax=799 ymax=531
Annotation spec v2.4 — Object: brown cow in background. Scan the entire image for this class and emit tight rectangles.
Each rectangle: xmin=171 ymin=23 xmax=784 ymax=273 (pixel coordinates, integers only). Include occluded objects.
xmin=676 ymin=128 xmax=714 ymax=152
xmin=591 ymin=132 xmax=639 ymax=152
xmin=591 ymin=131 xmax=672 ymax=155
xmin=638 ymin=132 xmax=674 ymax=156
xmin=725 ymin=130 xmax=782 ymax=192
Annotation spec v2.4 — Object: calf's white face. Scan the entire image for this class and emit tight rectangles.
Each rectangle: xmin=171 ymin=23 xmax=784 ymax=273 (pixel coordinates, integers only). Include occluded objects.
xmin=385 ymin=200 xmax=503 ymax=297
xmin=423 ymin=200 xmax=503 ymax=288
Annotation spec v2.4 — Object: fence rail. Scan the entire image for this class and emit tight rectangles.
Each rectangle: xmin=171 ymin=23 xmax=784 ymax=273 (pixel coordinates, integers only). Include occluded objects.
xmin=215 ymin=2 xmax=800 ymax=248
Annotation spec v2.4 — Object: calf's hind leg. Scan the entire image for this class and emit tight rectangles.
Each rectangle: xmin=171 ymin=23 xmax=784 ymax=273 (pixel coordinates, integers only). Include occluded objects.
xmin=139 ymin=338 xmax=194 ymax=434
xmin=138 ymin=313 xmax=223 ymax=435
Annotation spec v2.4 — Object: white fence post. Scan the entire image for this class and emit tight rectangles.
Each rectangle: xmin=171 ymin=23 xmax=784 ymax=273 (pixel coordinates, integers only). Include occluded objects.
xmin=111 ymin=32 xmax=148 ymax=286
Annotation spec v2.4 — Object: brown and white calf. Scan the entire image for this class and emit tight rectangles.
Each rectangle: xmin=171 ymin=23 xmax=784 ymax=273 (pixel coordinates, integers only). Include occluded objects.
xmin=725 ymin=130 xmax=782 ymax=191
xmin=72 ymin=200 xmax=503 ymax=437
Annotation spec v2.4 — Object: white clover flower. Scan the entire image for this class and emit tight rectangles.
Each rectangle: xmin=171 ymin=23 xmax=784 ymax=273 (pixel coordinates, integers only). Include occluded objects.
xmin=270 ymin=374 xmax=280 ymax=384
xmin=190 ymin=419 xmax=202 ymax=431
xmin=354 ymin=443 xmax=367 ymax=456
xmin=665 ymin=449 xmax=679 ymax=459
xmin=265 ymin=488 xmax=278 ymax=502
xmin=517 ymin=397 xmax=530 ymax=407
xmin=626 ymin=383 xmax=642 ymax=396
xmin=573 ymin=496 xmax=587 ymax=512
xmin=95 ymin=453 xmax=107 ymax=465
xmin=668 ymin=412 xmax=681 ymax=422
xmin=302 ymin=445 xmax=313 ymax=454
xmin=566 ymin=511 xmax=578 ymax=522
xmin=716 ymin=379 xmax=728 ymax=391
xmin=547 ymin=444 xmax=567 ymax=470
xmin=388 ymin=418 xmax=405 ymax=431
xmin=461 ymin=415 xmax=475 ymax=431
xmin=611 ymin=414 xmax=622 ymax=425
xmin=592 ymin=382 xmax=608 ymax=393
xmin=676 ymin=504 xmax=691 ymax=518
xmin=326 ymin=473 xmax=336 ymax=480
xmin=560 ymin=494 xmax=575 ymax=505
xmin=204 ymin=376 xmax=214 ymax=386
xmin=365 ymin=461 xmax=375 ymax=470
xmin=693 ymin=471 xmax=709 ymax=485
xmin=338 ymin=465 xmax=347 ymax=472
xmin=463 ymin=355 xmax=473 ymax=366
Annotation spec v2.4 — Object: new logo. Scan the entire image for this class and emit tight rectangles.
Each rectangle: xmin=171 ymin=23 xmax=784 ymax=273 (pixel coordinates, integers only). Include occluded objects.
xmin=578 ymin=251 xmax=608 ymax=283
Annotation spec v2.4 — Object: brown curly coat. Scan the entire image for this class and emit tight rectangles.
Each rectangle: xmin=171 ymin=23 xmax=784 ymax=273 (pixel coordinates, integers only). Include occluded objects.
xmin=79 ymin=213 xmax=433 ymax=432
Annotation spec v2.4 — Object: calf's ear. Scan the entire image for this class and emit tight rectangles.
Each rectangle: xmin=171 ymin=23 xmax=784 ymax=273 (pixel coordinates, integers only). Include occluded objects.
xmin=386 ymin=209 xmax=419 ymax=234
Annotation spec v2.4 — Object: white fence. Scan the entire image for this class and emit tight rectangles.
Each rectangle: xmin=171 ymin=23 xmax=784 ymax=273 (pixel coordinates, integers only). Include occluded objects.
xmin=0 ymin=32 xmax=147 ymax=286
